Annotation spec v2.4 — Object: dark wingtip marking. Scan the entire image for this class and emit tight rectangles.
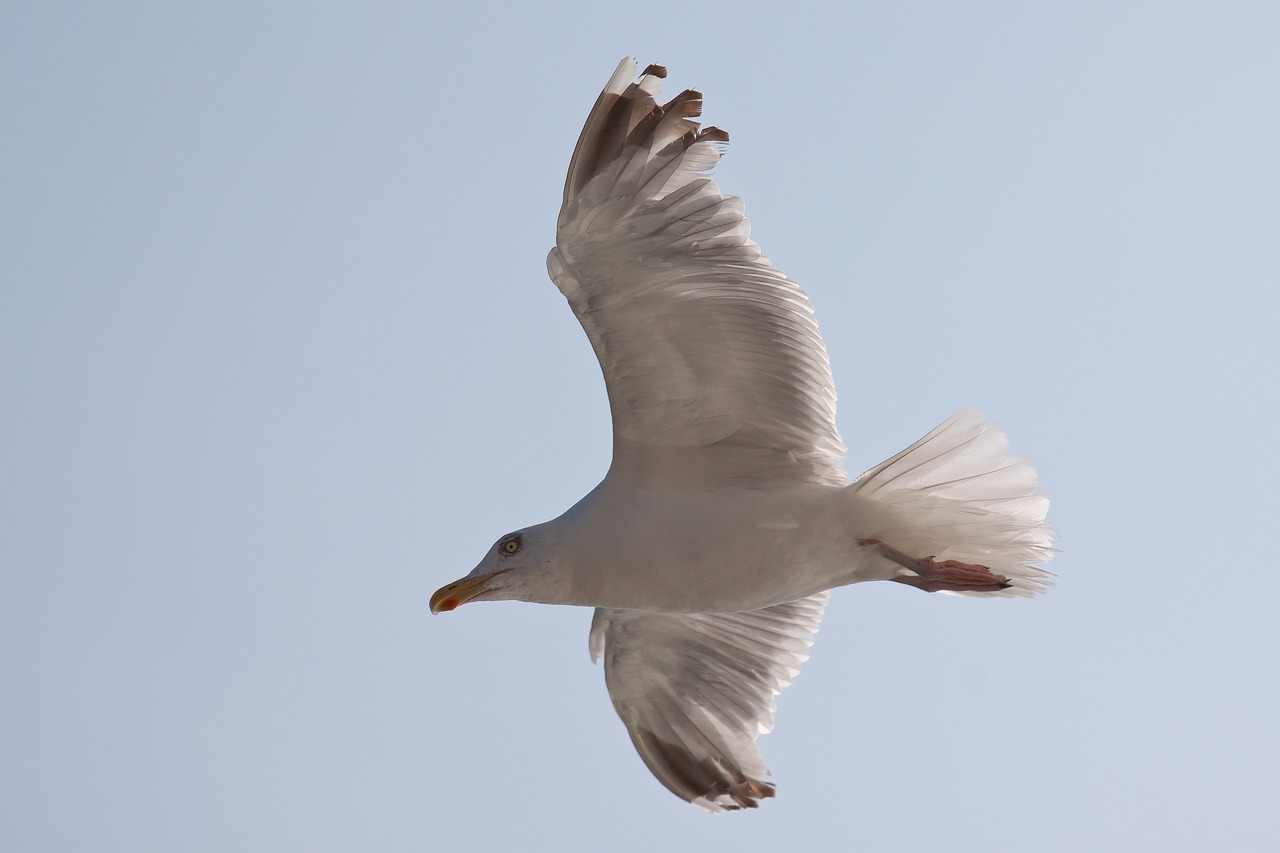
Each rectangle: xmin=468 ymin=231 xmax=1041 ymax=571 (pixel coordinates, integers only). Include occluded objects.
xmin=566 ymin=63 xmax=731 ymax=206
xmin=669 ymin=88 xmax=704 ymax=119
xmin=636 ymin=729 xmax=774 ymax=811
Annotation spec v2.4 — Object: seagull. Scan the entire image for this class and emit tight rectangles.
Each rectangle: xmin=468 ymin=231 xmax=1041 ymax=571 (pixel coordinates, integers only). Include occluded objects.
xmin=430 ymin=58 xmax=1054 ymax=811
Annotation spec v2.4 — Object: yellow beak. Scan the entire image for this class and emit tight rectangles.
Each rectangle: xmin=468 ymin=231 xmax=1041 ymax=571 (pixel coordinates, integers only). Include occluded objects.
xmin=429 ymin=568 xmax=511 ymax=614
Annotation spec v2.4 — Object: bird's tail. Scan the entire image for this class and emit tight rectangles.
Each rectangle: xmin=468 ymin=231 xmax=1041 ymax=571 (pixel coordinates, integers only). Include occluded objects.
xmin=848 ymin=408 xmax=1055 ymax=597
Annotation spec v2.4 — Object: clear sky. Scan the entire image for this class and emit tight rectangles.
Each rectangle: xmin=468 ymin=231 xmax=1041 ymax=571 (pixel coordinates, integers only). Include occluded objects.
xmin=4 ymin=2 xmax=1278 ymax=851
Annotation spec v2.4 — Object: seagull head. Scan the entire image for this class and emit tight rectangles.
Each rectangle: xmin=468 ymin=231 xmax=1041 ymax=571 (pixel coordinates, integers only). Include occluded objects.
xmin=430 ymin=523 xmax=565 ymax=614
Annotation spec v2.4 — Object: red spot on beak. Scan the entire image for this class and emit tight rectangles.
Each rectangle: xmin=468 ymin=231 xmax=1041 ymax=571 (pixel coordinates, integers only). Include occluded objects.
xmin=435 ymin=596 xmax=459 ymax=613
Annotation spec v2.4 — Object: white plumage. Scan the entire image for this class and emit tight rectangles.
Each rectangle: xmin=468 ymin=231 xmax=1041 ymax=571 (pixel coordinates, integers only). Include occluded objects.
xmin=431 ymin=59 xmax=1055 ymax=811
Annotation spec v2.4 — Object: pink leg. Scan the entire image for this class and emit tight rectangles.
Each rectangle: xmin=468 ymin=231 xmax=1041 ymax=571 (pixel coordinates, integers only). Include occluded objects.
xmin=858 ymin=538 xmax=1011 ymax=593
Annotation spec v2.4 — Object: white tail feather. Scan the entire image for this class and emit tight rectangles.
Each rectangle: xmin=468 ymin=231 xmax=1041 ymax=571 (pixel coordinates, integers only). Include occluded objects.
xmin=850 ymin=409 xmax=1055 ymax=597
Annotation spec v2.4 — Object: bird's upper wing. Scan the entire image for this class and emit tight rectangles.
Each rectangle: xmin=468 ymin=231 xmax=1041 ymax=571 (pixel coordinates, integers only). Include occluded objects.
xmin=548 ymin=59 xmax=846 ymax=487
xmin=589 ymin=592 xmax=829 ymax=811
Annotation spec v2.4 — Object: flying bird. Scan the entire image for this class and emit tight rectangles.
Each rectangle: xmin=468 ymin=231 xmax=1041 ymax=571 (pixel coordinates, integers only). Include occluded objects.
xmin=430 ymin=58 xmax=1054 ymax=811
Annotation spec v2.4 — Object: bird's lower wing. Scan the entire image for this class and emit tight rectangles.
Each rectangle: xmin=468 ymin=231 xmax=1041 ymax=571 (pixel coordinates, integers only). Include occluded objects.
xmin=589 ymin=592 xmax=829 ymax=811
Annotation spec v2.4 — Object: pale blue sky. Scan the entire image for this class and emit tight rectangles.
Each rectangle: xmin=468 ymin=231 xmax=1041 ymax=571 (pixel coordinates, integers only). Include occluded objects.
xmin=4 ymin=2 xmax=1278 ymax=851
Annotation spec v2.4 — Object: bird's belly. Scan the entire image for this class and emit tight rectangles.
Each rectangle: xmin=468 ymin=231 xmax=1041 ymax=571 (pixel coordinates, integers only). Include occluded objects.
xmin=565 ymin=483 xmax=889 ymax=612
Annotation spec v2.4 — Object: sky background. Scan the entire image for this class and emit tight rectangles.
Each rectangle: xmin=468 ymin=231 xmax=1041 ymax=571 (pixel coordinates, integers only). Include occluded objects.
xmin=4 ymin=2 xmax=1278 ymax=851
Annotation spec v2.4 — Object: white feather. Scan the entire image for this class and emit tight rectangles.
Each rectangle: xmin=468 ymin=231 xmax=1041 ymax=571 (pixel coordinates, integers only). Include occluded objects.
xmin=852 ymin=408 xmax=1055 ymax=597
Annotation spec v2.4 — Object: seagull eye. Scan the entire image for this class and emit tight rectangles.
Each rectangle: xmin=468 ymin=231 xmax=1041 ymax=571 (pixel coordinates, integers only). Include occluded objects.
xmin=500 ymin=538 xmax=521 ymax=555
